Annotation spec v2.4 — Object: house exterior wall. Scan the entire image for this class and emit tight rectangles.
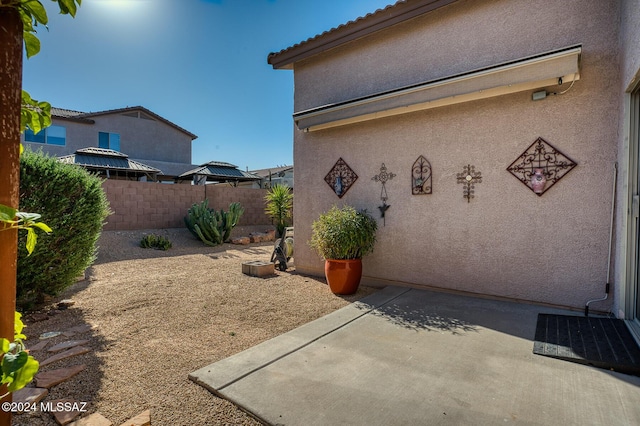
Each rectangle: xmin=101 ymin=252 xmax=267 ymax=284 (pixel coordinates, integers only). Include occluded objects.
xmin=23 ymin=111 xmax=192 ymax=164
xmin=102 ymin=180 xmax=271 ymax=230
xmin=292 ymin=0 xmax=621 ymax=310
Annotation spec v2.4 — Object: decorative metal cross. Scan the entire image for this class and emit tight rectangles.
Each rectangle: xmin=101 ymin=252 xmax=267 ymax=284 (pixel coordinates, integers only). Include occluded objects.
xmin=372 ymin=163 xmax=396 ymax=225
xmin=456 ymin=164 xmax=482 ymax=203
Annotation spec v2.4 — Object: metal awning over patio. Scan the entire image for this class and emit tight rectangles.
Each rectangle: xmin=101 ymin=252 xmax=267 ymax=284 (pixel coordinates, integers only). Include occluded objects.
xmin=178 ymin=161 xmax=261 ymax=185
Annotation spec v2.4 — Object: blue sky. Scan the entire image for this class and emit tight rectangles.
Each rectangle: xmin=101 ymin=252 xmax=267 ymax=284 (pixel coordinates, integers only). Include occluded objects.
xmin=22 ymin=0 xmax=394 ymax=171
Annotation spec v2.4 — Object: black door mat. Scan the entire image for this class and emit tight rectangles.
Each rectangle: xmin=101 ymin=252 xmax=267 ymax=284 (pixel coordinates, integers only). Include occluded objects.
xmin=533 ymin=314 xmax=640 ymax=376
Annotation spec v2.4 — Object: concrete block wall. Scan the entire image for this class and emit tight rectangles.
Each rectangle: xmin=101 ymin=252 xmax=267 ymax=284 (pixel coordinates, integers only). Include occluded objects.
xmin=102 ymin=180 xmax=272 ymax=231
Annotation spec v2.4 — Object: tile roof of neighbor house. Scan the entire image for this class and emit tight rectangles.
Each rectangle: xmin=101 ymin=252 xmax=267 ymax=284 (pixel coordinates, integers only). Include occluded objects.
xmin=267 ymin=0 xmax=458 ymax=69
xmin=51 ymin=106 xmax=197 ymax=139
xmin=58 ymin=147 xmax=161 ymax=173
xmin=179 ymin=161 xmax=261 ymax=181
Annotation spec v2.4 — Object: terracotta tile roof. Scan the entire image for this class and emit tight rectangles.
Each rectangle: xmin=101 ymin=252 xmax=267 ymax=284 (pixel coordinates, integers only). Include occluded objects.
xmin=267 ymin=0 xmax=458 ymax=69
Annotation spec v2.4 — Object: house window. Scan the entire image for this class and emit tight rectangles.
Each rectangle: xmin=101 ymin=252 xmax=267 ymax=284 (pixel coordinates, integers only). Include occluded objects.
xmin=24 ymin=125 xmax=66 ymax=146
xmin=98 ymin=132 xmax=120 ymax=151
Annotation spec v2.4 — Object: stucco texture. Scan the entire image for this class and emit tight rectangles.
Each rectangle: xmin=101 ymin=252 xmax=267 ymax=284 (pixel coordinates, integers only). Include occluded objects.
xmin=292 ymin=0 xmax=621 ymax=310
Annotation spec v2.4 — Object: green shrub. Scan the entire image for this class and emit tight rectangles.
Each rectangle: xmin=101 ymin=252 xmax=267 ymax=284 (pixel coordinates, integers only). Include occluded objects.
xmin=140 ymin=234 xmax=172 ymax=250
xmin=17 ymin=149 xmax=110 ymax=309
xmin=184 ymin=200 xmax=243 ymax=246
xmin=309 ymin=205 xmax=377 ymax=260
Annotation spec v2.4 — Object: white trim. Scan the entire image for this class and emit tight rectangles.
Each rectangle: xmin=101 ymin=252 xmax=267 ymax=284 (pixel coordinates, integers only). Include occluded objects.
xmin=295 ymin=45 xmax=582 ymax=132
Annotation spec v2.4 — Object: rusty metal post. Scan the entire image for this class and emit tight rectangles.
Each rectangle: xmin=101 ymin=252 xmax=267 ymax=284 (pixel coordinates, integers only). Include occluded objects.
xmin=0 ymin=6 xmax=23 ymax=425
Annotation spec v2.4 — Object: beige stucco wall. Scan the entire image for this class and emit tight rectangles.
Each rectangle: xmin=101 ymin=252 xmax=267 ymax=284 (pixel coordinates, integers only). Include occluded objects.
xmin=292 ymin=0 xmax=621 ymax=311
xmin=23 ymin=111 xmax=193 ymax=164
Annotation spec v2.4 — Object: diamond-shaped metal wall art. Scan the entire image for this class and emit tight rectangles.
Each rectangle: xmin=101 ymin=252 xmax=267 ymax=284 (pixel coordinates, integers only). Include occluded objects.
xmin=324 ymin=157 xmax=358 ymax=198
xmin=507 ymin=137 xmax=577 ymax=196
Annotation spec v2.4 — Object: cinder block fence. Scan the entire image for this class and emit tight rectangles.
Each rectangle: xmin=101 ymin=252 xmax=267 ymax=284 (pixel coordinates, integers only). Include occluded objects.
xmin=101 ymin=180 xmax=272 ymax=230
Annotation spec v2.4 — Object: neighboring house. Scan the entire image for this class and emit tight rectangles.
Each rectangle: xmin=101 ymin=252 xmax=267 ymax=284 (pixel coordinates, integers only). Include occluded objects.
xmin=242 ymin=165 xmax=294 ymax=189
xmin=22 ymin=106 xmax=198 ymax=182
xmin=268 ymin=0 xmax=640 ymax=335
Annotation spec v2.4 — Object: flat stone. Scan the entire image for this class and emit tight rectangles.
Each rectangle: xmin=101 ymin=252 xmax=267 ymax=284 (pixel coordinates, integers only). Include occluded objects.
xmin=231 ymin=236 xmax=250 ymax=245
xmin=48 ymin=340 xmax=89 ymax=353
xmin=67 ymin=324 xmax=93 ymax=334
xmin=249 ymin=234 xmax=263 ymax=243
xmin=49 ymin=399 xmax=87 ymax=425
xmin=40 ymin=346 xmax=90 ymax=368
xmin=57 ymin=299 xmax=75 ymax=309
xmin=40 ymin=331 xmax=62 ymax=340
xmin=35 ymin=364 xmax=86 ymax=389
xmin=11 ymin=387 xmax=48 ymax=412
xmin=118 ymin=409 xmax=150 ymax=426
xmin=28 ymin=340 xmax=50 ymax=351
xmin=70 ymin=413 xmax=112 ymax=426
xmin=30 ymin=313 xmax=50 ymax=322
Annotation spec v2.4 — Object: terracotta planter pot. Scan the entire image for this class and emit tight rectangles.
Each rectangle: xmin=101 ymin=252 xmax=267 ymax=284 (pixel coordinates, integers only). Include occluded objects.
xmin=325 ymin=259 xmax=362 ymax=295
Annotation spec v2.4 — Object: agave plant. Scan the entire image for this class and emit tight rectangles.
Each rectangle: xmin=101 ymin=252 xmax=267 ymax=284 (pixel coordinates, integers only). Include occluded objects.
xmin=184 ymin=200 xmax=244 ymax=246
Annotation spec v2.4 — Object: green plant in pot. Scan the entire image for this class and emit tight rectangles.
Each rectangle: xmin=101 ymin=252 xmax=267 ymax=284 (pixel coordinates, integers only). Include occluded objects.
xmin=309 ymin=205 xmax=377 ymax=295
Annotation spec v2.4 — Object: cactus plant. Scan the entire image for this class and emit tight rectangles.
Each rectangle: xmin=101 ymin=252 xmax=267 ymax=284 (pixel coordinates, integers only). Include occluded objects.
xmin=184 ymin=200 xmax=244 ymax=246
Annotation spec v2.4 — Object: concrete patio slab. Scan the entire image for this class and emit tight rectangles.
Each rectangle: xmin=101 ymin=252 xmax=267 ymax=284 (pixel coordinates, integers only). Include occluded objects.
xmin=190 ymin=287 xmax=640 ymax=425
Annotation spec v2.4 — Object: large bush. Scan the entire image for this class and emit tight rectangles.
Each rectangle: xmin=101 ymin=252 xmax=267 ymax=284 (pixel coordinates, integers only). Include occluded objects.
xmin=17 ymin=150 xmax=110 ymax=308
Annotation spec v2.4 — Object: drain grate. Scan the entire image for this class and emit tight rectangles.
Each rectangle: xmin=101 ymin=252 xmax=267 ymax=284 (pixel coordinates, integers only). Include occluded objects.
xmin=533 ymin=314 xmax=640 ymax=376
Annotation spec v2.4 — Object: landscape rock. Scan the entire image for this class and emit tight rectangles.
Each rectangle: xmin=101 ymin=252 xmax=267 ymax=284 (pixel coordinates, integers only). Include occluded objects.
xmin=40 ymin=331 xmax=63 ymax=340
xmin=118 ymin=409 xmax=150 ymax=426
xmin=29 ymin=313 xmax=50 ymax=322
xmin=70 ymin=413 xmax=112 ymax=426
xmin=28 ymin=340 xmax=50 ymax=351
xmin=57 ymin=299 xmax=76 ymax=309
xmin=49 ymin=398 xmax=87 ymax=425
xmin=48 ymin=340 xmax=89 ymax=353
xmin=35 ymin=364 xmax=86 ymax=389
xmin=231 ymin=237 xmax=250 ymax=245
xmin=40 ymin=346 xmax=90 ymax=368
xmin=11 ymin=387 xmax=48 ymax=411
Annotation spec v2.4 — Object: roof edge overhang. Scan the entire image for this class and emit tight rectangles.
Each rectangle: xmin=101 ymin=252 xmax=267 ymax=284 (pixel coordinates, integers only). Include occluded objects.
xmin=268 ymin=0 xmax=458 ymax=69
xmin=294 ymin=45 xmax=582 ymax=132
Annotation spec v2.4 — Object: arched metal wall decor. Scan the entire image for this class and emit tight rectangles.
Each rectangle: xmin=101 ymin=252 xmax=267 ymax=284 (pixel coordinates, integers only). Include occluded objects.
xmin=456 ymin=164 xmax=482 ymax=202
xmin=506 ymin=137 xmax=577 ymax=196
xmin=324 ymin=157 xmax=358 ymax=198
xmin=412 ymin=155 xmax=432 ymax=195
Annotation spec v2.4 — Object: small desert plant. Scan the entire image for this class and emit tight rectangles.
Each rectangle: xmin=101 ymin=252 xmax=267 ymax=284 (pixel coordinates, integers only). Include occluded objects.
xmin=264 ymin=184 xmax=293 ymax=237
xmin=184 ymin=200 xmax=244 ymax=246
xmin=140 ymin=234 xmax=172 ymax=250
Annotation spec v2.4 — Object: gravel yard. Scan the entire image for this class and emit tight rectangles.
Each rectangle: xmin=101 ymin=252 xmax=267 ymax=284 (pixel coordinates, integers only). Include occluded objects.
xmin=13 ymin=227 xmax=376 ymax=425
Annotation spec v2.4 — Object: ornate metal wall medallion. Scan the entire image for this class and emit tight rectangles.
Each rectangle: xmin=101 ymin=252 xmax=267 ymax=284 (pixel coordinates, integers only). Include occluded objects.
xmin=456 ymin=164 xmax=482 ymax=203
xmin=506 ymin=137 xmax=577 ymax=196
xmin=324 ymin=158 xmax=358 ymax=198
xmin=372 ymin=163 xmax=396 ymax=225
xmin=412 ymin=155 xmax=432 ymax=195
